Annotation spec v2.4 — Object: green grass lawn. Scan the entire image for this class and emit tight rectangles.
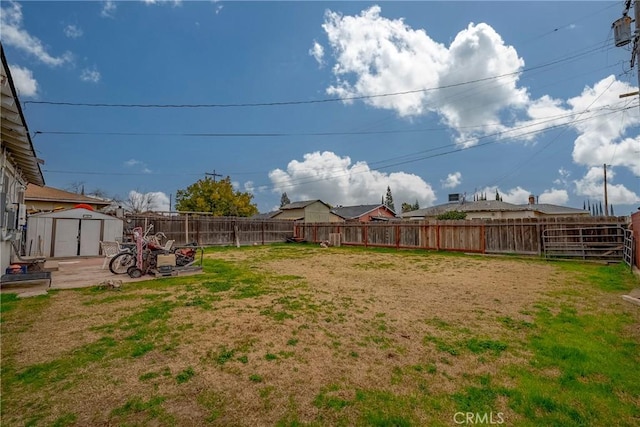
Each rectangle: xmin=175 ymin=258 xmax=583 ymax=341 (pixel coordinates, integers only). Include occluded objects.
xmin=1 ymin=245 xmax=638 ymax=426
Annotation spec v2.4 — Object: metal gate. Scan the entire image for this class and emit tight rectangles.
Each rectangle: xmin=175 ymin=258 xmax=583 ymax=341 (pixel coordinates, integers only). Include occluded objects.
xmin=623 ymin=228 xmax=634 ymax=267
xmin=542 ymin=225 xmax=626 ymax=261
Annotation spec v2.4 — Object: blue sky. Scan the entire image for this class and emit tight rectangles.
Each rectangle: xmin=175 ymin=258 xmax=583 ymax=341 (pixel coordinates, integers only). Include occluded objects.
xmin=2 ymin=1 xmax=639 ymax=215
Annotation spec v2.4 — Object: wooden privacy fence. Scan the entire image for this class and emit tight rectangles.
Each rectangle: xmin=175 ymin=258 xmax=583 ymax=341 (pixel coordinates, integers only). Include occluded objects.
xmin=125 ymin=215 xmax=295 ymax=246
xmin=294 ymin=217 xmax=631 ymax=258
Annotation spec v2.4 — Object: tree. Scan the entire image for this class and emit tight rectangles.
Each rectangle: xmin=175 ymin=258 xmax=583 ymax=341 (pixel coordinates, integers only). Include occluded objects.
xmin=384 ymin=186 xmax=396 ymax=212
xmin=65 ymin=181 xmax=86 ymax=194
xmin=436 ymin=211 xmax=467 ymax=220
xmin=280 ymin=192 xmax=291 ymax=208
xmin=401 ymin=200 xmax=420 ymax=213
xmin=175 ymin=176 xmax=258 ymax=217
xmin=125 ymin=191 xmax=158 ymax=213
xmin=88 ymin=188 xmax=112 ymax=199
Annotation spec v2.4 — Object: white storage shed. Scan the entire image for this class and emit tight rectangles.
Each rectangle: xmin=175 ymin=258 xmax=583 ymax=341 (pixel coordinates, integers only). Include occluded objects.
xmin=26 ymin=208 xmax=123 ymax=258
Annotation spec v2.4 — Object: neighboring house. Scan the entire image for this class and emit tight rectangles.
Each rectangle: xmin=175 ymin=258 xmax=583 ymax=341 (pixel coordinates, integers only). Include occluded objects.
xmin=1 ymin=44 xmax=46 ymax=274
xmin=271 ymin=200 xmax=340 ymax=223
xmin=331 ymin=204 xmax=397 ymax=222
xmin=401 ymin=195 xmax=590 ymax=220
xmin=24 ymin=184 xmax=112 ymax=213
xmin=250 ymin=211 xmax=281 ymax=220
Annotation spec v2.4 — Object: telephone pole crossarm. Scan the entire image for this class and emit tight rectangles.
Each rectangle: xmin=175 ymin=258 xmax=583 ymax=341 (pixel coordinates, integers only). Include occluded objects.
xmin=205 ymin=169 xmax=223 ymax=183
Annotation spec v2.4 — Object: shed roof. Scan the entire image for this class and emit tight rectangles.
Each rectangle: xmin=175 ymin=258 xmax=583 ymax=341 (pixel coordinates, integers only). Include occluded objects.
xmin=29 ymin=207 xmax=121 ymax=220
xmin=1 ymin=44 xmax=44 ymax=186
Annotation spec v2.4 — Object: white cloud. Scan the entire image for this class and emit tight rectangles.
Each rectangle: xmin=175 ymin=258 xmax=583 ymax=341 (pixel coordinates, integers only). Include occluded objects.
xmin=101 ymin=1 xmax=116 ymax=18
xmin=124 ymin=159 xmax=152 ymax=173
xmin=538 ymin=189 xmax=569 ymax=205
xmin=509 ymin=76 xmax=640 ymax=174
xmin=309 ymin=41 xmax=325 ymax=66
xmin=477 ymin=185 xmax=573 ymax=206
xmin=441 ymin=172 xmax=462 ymax=189
xmin=574 ymin=166 xmax=640 ymax=205
xmin=320 ymin=6 xmax=527 ymax=134
xmin=567 ymin=76 xmax=640 ymax=175
xmin=317 ymin=6 xmax=640 ymax=179
xmin=215 ymin=4 xmax=223 ymax=15
xmin=553 ymin=167 xmax=571 ymax=187
xmin=64 ymin=24 xmax=83 ymax=38
xmin=477 ymin=186 xmax=531 ymax=204
xmin=80 ymin=67 xmax=101 ymax=83
xmin=9 ymin=64 xmax=38 ymax=97
xmin=0 ymin=1 xmax=72 ymax=66
xmin=268 ymin=151 xmax=437 ymax=208
xmin=143 ymin=0 xmax=183 ymax=6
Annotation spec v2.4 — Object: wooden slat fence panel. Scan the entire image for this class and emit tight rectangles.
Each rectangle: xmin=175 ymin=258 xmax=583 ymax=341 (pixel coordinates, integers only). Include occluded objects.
xmin=293 ymin=217 xmax=630 ymax=260
xmin=125 ymin=216 xmax=295 ymax=246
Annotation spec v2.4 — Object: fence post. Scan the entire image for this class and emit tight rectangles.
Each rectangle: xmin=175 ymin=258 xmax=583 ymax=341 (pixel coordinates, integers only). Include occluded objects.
xmin=395 ymin=224 xmax=400 ymax=249
xmin=481 ymin=224 xmax=486 ymax=253
xmin=536 ymin=222 xmax=542 ymax=256
xmin=364 ymin=224 xmax=368 ymax=247
xmin=436 ymin=223 xmax=441 ymax=250
xmin=185 ymin=214 xmax=189 ymax=244
xmin=261 ymin=221 xmax=265 ymax=245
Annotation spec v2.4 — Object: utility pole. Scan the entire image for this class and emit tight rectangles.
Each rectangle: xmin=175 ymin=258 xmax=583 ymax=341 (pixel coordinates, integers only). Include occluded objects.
xmin=614 ymin=1 xmax=640 ymax=109
xmin=603 ymin=164 xmax=609 ymax=216
xmin=636 ymin=0 xmax=640 ymax=109
xmin=205 ymin=170 xmax=223 ymax=183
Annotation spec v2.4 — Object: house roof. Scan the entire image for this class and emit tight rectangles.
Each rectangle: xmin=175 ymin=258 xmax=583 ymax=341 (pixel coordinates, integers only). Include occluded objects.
xmin=459 ymin=200 xmax=524 ymax=212
xmin=1 ymin=44 xmax=45 ymax=186
xmin=251 ymin=211 xmax=281 ymax=219
xmin=525 ymin=203 xmax=590 ymax=215
xmin=25 ymin=184 xmax=112 ymax=207
xmin=281 ymin=200 xmax=331 ymax=210
xmin=401 ymin=200 xmax=590 ymax=217
xmin=400 ymin=202 xmax=459 ymax=218
xmin=331 ymin=204 xmax=395 ymax=219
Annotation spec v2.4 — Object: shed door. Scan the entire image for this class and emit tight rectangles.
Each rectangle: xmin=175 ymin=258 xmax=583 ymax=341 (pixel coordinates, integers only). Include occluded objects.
xmin=54 ymin=219 xmax=80 ymax=257
xmin=79 ymin=220 xmax=101 ymax=256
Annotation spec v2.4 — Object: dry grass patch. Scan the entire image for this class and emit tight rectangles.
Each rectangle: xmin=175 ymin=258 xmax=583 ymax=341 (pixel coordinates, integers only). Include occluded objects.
xmin=1 ymin=245 xmax=638 ymax=426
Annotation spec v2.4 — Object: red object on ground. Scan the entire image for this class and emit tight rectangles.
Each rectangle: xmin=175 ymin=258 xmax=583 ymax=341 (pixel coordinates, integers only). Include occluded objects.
xmin=74 ymin=204 xmax=94 ymax=211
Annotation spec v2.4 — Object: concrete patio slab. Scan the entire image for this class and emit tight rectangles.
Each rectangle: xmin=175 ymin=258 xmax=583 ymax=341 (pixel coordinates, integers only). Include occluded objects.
xmin=1 ymin=256 xmax=202 ymax=298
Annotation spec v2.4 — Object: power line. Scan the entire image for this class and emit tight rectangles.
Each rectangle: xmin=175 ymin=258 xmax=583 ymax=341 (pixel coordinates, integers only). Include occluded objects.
xmin=23 ymin=43 xmax=613 ymax=110
xmin=32 ymin=100 xmax=632 ymax=139
xmin=484 ymin=78 xmax=620 ymax=189
xmin=520 ymin=2 xmax=619 ymax=44
xmin=41 ymin=104 xmax=637 ymax=193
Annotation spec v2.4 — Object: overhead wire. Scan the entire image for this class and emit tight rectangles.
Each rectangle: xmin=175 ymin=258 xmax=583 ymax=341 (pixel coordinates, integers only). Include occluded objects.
xmin=24 ymin=42 xmax=616 ymax=110
xmin=41 ymin=103 xmax=638 ymax=193
xmin=244 ymin=104 xmax=639 ymax=193
xmin=31 ymin=5 xmax=635 ymax=201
